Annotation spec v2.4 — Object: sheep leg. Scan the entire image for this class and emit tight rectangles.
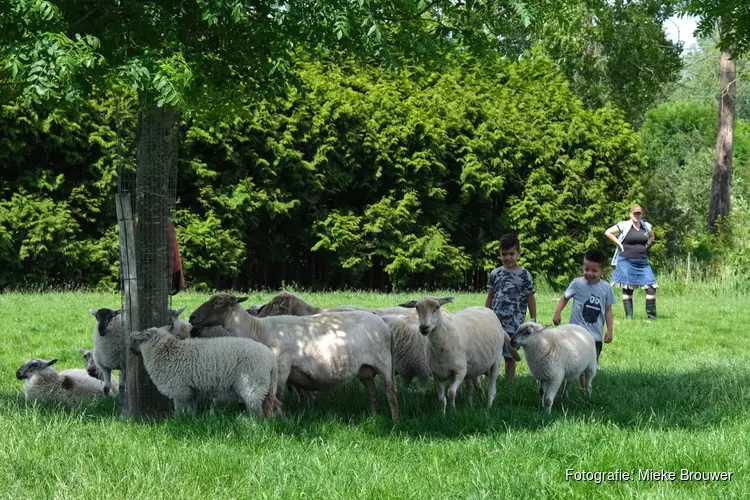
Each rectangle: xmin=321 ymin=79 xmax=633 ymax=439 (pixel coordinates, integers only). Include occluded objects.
xmin=383 ymin=375 xmax=400 ymax=422
xmin=370 ymin=364 xmax=400 ymax=422
xmin=543 ymin=379 xmax=563 ymax=414
xmin=174 ymin=397 xmax=197 ymax=415
xmin=435 ymin=379 xmax=447 ymax=415
xmin=538 ymin=381 xmax=547 ymax=409
xmin=399 ymin=374 xmax=412 ymax=393
xmin=417 ymin=376 xmax=428 ymax=395
xmin=466 ymin=378 xmax=475 ymax=407
xmin=446 ymin=371 xmax=466 ymax=412
xmin=361 ymin=377 xmax=379 ymax=413
xmin=275 ymin=362 xmax=291 ymax=417
xmin=563 ymin=380 xmax=571 ymax=400
xmin=102 ymin=367 xmax=112 ymax=396
xmin=486 ymin=360 xmax=500 ymax=408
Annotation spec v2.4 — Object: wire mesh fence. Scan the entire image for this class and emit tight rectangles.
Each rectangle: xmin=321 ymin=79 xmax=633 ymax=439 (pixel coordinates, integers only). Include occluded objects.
xmin=116 ymin=95 xmax=179 ymax=417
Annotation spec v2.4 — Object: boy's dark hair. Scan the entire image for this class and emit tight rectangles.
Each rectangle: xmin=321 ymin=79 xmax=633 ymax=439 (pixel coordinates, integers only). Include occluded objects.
xmin=584 ymin=249 xmax=606 ymax=267
xmin=499 ymin=233 xmax=520 ymax=252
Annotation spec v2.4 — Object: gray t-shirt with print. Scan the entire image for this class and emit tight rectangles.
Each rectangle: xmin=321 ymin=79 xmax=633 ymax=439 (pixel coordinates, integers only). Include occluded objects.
xmin=564 ymin=277 xmax=616 ymax=341
xmin=487 ymin=267 xmax=535 ymax=335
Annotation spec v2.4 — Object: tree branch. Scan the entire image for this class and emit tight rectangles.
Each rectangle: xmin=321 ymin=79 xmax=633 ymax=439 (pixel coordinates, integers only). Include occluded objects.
xmin=68 ymin=8 xmax=100 ymax=31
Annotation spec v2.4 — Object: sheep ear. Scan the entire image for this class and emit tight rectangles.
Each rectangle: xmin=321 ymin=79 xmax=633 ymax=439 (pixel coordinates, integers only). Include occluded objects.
xmin=77 ymin=347 xmax=86 ymax=355
xmin=236 ymin=296 xmax=249 ymax=304
xmin=114 ymin=310 xmax=122 ymax=316
xmin=437 ymin=297 xmax=454 ymax=306
xmin=174 ymin=305 xmax=186 ymax=317
xmin=88 ymin=309 xmax=97 ymax=316
xmin=46 ymin=359 xmax=58 ymax=367
xmin=509 ymin=345 xmax=522 ymax=362
xmin=398 ymin=300 xmax=418 ymax=308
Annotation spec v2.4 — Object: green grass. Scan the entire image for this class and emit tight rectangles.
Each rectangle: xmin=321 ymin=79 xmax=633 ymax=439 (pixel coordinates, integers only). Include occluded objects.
xmin=1 ymin=289 xmax=749 ymax=499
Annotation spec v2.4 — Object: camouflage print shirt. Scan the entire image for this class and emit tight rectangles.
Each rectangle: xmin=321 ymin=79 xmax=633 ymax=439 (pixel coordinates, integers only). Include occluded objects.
xmin=487 ymin=266 xmax=535 ymax=335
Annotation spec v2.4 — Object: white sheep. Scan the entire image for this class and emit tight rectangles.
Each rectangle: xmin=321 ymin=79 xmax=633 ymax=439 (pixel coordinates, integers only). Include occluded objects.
xmin=509 ymin=321 xmax=597 ymax=413
xmin=89 ymin=307 xmax=122 ymax=396
xmin=379 ymin=315 xmax=431 ymax=394
xmin=130 ymin=326 xmax=278 ymax=417
xmin=16 ymin=358 xmax=109 ymax=404
xmin=399 ymin=297 xmax=521 ymax=414
xmin=189 ymin=293 xmax=399 ymax=421
xmin=76 ymin=348 xmax=119 ymax=393
xmin=89 ymin=306 xmax=192 ymax=395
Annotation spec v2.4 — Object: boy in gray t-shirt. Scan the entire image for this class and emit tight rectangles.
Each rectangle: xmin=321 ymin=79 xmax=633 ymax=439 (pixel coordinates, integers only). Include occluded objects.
xmin=553 ymin=249 xmax=616 ymax=361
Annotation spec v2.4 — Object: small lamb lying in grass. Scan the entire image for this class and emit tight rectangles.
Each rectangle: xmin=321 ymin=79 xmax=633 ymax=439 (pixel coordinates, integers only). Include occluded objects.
xmin=16 ymin=358 xmax=109 ymax=404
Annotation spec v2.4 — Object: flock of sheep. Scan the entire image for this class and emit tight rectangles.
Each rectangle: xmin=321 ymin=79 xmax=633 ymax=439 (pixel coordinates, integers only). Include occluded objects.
xmin=15 ymin=292 xmax=599 ymax=419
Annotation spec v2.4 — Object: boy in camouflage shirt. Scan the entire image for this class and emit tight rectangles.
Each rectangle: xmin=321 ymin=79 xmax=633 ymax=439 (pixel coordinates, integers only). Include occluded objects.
xmin=484 ymin=233 xmax=537 ymax=382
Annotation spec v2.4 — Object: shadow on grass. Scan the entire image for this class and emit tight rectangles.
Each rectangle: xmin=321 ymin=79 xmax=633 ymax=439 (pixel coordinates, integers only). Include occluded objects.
xmin=3 ymin=365 xmax=749 ymax=440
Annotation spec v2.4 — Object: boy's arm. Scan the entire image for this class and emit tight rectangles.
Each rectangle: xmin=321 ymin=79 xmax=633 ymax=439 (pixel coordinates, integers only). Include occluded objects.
xmin=527 ymin=294 xmax=537 ymax=322
xmin=604 ymin=305 xmax=613 ymax=343
xmin=484 ymin=289 xmax=494 ymax=309
xmin=552 ymin=297 xmax=568 ymax=325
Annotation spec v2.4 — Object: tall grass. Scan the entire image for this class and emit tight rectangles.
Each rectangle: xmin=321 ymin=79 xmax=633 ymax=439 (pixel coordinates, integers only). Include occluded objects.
xmin=1 ymin=290 xmax=749 ymax=499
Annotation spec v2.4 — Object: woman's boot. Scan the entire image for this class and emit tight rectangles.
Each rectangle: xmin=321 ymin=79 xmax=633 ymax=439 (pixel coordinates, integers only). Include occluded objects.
xmin=623 ymin=299 xmax=633 ymax=320
xmin=646 ymin=298 xmax=657 ymax=320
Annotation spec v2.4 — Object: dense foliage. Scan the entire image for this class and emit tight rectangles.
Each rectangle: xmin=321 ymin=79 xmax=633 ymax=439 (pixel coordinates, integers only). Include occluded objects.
xmin=0 ymin=53 xmax=644 ymax=290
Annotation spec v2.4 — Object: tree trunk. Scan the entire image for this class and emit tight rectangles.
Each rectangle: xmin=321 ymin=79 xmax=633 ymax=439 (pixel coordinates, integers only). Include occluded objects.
xmin=708 ymin=46 xmax=736 ymax=233
xmin=124 ymin=103 xmax=179 ymax=419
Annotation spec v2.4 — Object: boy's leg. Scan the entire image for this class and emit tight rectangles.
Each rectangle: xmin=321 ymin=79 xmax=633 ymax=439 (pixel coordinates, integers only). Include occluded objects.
xmin=504 ymin=356 xmax=516 ymax=382
xmin=622 ymin=288 xmax=634 ymax=319
xmin=501 ymin=330 xmax=516 ymax=382
xmin=595 ymin=342 xmax=602 ymax=363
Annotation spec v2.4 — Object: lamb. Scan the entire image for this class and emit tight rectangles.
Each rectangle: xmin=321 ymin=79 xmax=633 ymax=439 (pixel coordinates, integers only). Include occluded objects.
xmin=379 ymin=315 xmax=431 ymax=394
xmin=89 ymin=307 xmax=122 ymax=396
xmin=189 ymin=293 xmax=399 ymax=421
xmin=509 ymin=322 xmax=597 ymax=413
xmin=130 ymin=326 xmax=278 ymax=417
xmin=399 ymin=297 xmax=521 ymax=414
xmin=76 ymin=347 xmax=119 ymax=393
xmin=16 ymin=358 xmax=109 ymax=404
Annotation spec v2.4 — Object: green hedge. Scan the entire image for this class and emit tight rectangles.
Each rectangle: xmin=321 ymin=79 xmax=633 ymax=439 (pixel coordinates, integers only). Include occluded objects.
xmin=0 ymin=54 xmax=644 ymax=290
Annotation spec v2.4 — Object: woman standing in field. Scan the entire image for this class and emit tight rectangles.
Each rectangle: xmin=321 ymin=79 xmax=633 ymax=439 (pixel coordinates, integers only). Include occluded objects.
xmin=605 ymin=204 xmax=658 ymax=320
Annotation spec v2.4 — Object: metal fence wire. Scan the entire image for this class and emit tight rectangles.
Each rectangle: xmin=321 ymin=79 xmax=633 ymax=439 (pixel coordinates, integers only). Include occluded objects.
xmin=116 ymin=94 xmax=179 ymax=417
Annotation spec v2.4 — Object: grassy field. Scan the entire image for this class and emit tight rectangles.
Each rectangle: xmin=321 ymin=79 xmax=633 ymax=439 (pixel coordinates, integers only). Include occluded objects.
xmin=1 ymin=287 xmax=749 ymax=499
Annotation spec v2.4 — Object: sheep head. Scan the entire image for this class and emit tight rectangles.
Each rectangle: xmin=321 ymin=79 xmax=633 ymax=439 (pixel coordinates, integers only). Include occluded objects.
xmin=89 ymin=308 xmax=121 ymax=336
xmin=258 ymin=292 xmax=296 ymax=317
xmin=509 ymin=321 xmax=549 ymax=349
xmin=398 ymin=297 xmax=454 ymax=336
xmin=77 ymin=347 xmax=102 ymax=379
xmin=129 ymin=327 xmax=169 ymax=355
xmin=189 ymin=293 xmax=248 ymax=329
xmin=16 ymin=358 xmax=57 ymax=380
xmin=246 ymin=304 xmax=265 ymax=317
